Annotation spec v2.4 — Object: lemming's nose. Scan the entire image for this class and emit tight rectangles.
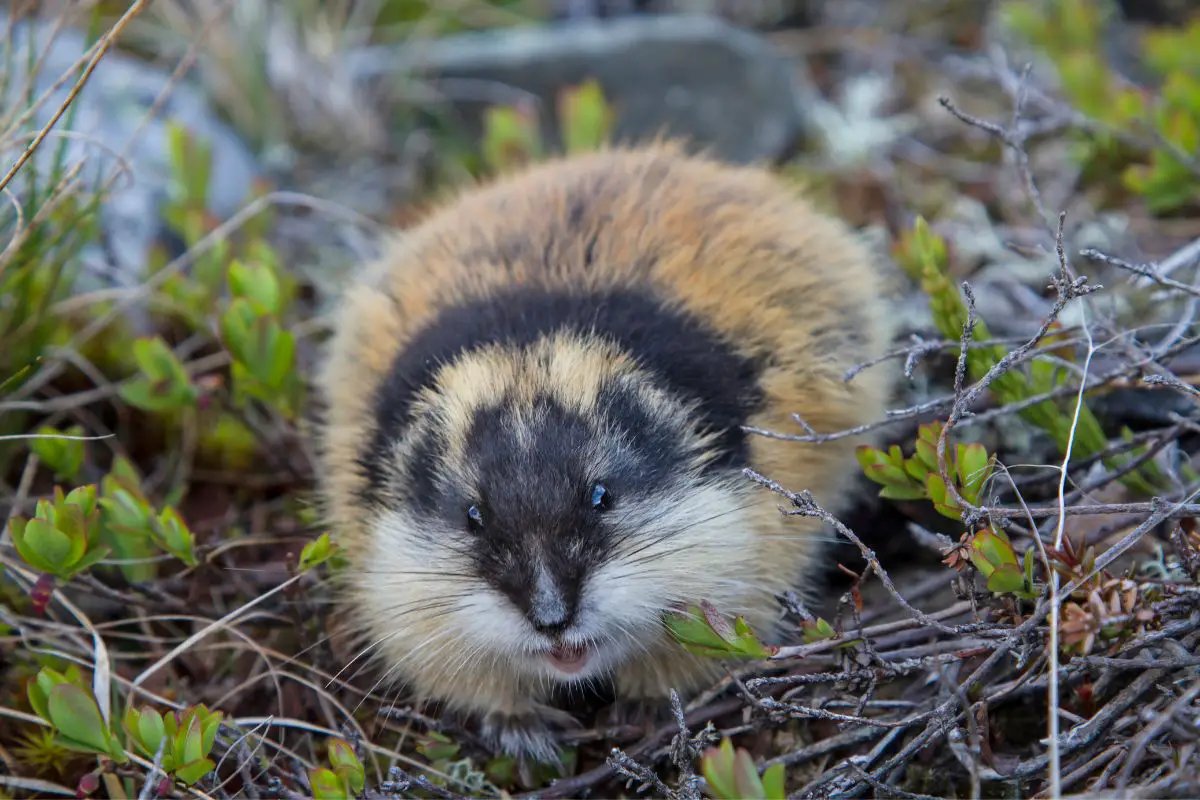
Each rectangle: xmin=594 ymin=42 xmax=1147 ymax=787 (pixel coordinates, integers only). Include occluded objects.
xmin=529 ymin=604 xmax=573 ymax=635
xmin=528 ymin=567 xmax=576 ymax=635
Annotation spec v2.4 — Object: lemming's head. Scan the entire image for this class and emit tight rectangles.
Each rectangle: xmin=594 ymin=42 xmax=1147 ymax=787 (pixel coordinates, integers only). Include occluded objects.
xmin=355 ymin=332 xmax=765 ymax=684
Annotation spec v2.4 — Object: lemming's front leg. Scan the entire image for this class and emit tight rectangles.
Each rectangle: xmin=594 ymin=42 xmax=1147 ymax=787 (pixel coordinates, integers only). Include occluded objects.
xmin=479 ymin=702 xmax=577 ymax=766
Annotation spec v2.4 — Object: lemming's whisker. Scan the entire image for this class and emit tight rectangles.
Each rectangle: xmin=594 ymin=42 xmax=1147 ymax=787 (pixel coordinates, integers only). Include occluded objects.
xmin=363 ymin=596 xmax=470 ymax=619
xmin=604 ymin=561 xmax=765 ymax=590
xmin=351 ymin=636 xmax=425 ymax=716
xmin=442 ymin=635 xmax=499 ymax=690
xmin=357 ymin=569 xmax=478 ymax=580
xmin=363 ymin=624 xmax=460 ymax=691
xmin=327 ymin=628 xmax=403 ymax=690
xmin=338 ymin=599 xmax=472 ymax=695
xmin=610 ymin=499 xmax=761 ymax=561
xmin=606 ymin=618 xmax=658 ymax=661
xmin=619 ymin=539 xmax=753 ymax=568
xmin=369 ymin=628 xmax=463 ymax=719
xmin=326 ymin=592 xmax=472 ymax=688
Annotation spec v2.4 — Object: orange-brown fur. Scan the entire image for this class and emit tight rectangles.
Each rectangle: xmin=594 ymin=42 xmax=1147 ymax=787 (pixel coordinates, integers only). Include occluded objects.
xmin=317 ymin=140 xmax=898 ymax=751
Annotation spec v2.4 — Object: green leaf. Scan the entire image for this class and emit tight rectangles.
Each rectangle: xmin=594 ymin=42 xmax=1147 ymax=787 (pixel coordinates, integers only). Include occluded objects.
xmin=956 ymin=443 xmax=992 ymax=501
xmin=732 ymin=747 xmax=764 ymax=799
xmin=665 ymin=607 xmax=731 ymax=653
xmin=120 ymin=338 xmax=197 ymax=412
xmin=21 ymin=517 xmax=74 ymax=572
xmin=731 ymin=615 xmax=774 ymax=659
xmin=327 ymin=738 xmax=365 ymax=793
xmin=46 ymin=684 xmax=116 ymax=757
xmin=903 ymin=453 xmax=931 ymax=482
xmin=761 ymin=763 xmax=786 ymax=799
xmin=486 ymin=755 xmax=517 ymax=787
xmin=986 ymin=564 xmax=1028 ymax=595
xmin=179 ymin=715 xmax=205 ymax=765
xmin=855 ymin=445 xmax=883 ymax=471
xmin=117 ymin=378 xmax=183 ymax=413
xmin=558 ymin=79 xmax=614 ymax=153
xmin=702 ymin=739 xmax=738 ymax=800
xmin=154 ymin=506 xmax=197 ymax=566
xmin=878 ymin=483 xmax=929 ymax=501
xmin=168 ymin=713 xmax=187 ymax=768
xmin=968 ymin=526 xmax=1020 ymax=581
xmin=801 ymin=617 xmax=837 ymax=644
xmin=98 ymin=478 xmax=158 ymax=585
xmin=29 ymin=425 xmax=85 ymax=481
xmin=862 ymin=460 xmax=913 ymax=489
xmin=924 ymin=474 xmax=961 ymax=520
xmin=481 ymin=104 xmax=542 ymax=171
xmin=174 ymin=757 xmax=216 ymax=786
xmin=665 ymin=603 xmax=775 ymax=659
xmin=219 ymin=299 xmax=295 ymax=389
xmin=131 ymin=338 xmax=167 ymax=379
xmin=10 ymin=517 xmax=50 ymax=574
xmin=198 ymin=708 xmax=221 ymax=756
xmin=228 ymin=259 xmax=281 ymax=316
xmin=58 ymin=508 xmax=89 ymax=570
xmin=162 ymin=709 xmax=179 ymax=741
xmin=126 ymin=706 xmax=167 ymax=757
xmin=100 ymin=488 xmax=151 ymax=533
xmin=308 ymin=767 xmax=347 ymax=800
xmin=70 ymin=546 xmax=112 ymax=576
xmin=913 ymin=436 xmax=939 ymax=474
xmin=165 ymin=122 xmax=212 ymax=212
xmin=63 ymin=485 xmax=97 ymax=516
xmin=262 ymin=326 xmax=295 ymax=389
xmin=418 ymin=743 xmax=459 ymax=762
xmin=27 ymin=668 xmax=65 ymax=722
xmin=298 ymin=533 xmax=337 ymax=572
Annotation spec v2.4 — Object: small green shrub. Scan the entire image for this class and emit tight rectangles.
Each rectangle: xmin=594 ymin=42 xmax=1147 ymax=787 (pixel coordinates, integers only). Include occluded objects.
xmin=309 ymin=759 xmax=363 ymax=800
xmin=10 ymin=485 xmax=109 ymax=583
xmin=893 ymin=216 xmax=1169 ymax=497
xmin=123 ymin=704 xmax=224 ymax=786
xmin=665 ymin=601 xmax=779 ymax=660
xmin=23 ymin=663 xmax=224 ymax=790
xmin=27 ymin=667 xmax=126 ymax=764
xmin=701 ymin=738 xmax=786 ymax=800
xmin=481 ymin=78 xmax=617 ymax=172
xmin=1001 ymin=0 xmax=1200 ymax=214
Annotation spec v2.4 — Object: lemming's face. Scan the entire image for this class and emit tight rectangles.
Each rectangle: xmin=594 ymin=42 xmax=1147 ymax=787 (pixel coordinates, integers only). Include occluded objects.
xmin=360 ymin=339 xmax=763 ymax=686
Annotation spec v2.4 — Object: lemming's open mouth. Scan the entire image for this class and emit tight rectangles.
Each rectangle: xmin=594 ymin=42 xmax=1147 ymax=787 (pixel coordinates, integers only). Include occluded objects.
xmin=545 ymin=641 xmax=590 ymax=674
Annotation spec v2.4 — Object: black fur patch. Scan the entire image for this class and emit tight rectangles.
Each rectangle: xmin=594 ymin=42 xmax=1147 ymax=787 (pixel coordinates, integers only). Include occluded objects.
xmin=459 ymin=396 xmax=607 ymax=626
xmin=357 ymin=285 xmax=766 ymax=505
xmin=594 ymin=381 xmax=687 ymax=485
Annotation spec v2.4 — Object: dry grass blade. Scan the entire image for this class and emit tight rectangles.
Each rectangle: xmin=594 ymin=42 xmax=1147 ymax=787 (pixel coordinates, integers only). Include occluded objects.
xmin=0 ymin=1 xmax=150 ymax=195
xmin=129 ymin=573 xmax=304 ymax=694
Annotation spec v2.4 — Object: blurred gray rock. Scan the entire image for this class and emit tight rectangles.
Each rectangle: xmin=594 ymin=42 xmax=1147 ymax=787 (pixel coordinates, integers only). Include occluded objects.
xmin=550 ymin=0 xmax=817 ymax=30
xmin=1 ymin=17 xmax=261 ymax=293
xmin=349 ymin=13 xmax=816 ymax=165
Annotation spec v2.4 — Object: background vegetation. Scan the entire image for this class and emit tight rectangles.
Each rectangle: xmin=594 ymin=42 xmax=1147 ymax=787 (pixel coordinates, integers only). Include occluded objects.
xmin=2 ymin=1 xmax=1199 ymax=798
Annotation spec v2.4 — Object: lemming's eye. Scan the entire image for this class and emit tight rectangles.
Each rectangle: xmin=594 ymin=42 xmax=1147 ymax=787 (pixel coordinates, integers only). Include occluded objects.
xmin=590 ymin=483 xmax=612 ymax=511
xmin=466 ymin=505 xmax=485 ymax=532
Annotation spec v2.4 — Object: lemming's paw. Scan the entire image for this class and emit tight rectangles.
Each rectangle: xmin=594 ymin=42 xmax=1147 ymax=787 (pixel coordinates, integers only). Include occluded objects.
xmin=479 ymin=708 xmax=572 ymax=767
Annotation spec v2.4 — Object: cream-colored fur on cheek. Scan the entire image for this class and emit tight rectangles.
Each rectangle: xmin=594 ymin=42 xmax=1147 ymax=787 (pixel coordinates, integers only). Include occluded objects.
xmin=582 ymin=479 xmax=772 ymax=645
xmin=354 ymin=513 xmax=515 ymax=682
